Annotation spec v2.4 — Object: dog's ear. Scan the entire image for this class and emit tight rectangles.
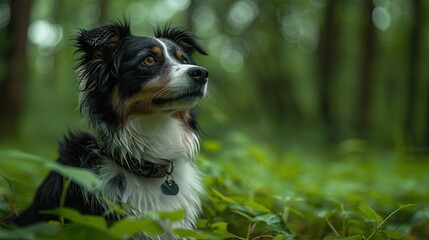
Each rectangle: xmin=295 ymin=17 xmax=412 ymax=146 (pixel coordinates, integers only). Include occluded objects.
xmin=75 ymin=21 xmax=131 ymax=127
xmin=74 ymin=21 xmax=130 ymax=90
xmin=155 ymin=25 xmax=207 ymax=56
xmin=75 ymin=21 xmax=130 ymax=54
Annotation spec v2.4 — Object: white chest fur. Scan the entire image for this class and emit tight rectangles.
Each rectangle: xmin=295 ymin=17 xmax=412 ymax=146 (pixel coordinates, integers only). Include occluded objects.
xmin=110 ymin=114 xmax=199 ymax=163
xmin=90 ymin=114 xmax=202 ymax=236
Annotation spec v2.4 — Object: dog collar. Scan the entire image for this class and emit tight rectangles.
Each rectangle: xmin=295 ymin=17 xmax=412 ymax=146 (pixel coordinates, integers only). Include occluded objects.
xmin=112 ymin=157 xmax=170 ymax=178
xmin=114 ymin=157 xmax=180 ymax=195
xmin=100 ymin=147 xmax=170 ymax=178
xmin=100 ymin=148 xmax=180 ymax=195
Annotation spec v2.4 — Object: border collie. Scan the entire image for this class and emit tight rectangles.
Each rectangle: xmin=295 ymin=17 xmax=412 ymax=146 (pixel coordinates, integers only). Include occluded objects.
xmin=10 ymin=21 xmax=208 ymax=238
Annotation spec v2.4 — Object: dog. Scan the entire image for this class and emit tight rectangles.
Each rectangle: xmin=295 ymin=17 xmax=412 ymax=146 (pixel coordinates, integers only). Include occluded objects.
xmin=10 ymin=20 xmax=208 ymax=238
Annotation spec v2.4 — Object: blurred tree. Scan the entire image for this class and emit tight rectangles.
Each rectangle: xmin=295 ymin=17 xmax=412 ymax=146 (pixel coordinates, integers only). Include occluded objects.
xmin=317 ymin=0 xmax=339 ymax=140
xmin=358 ymin=0 xmax=376 ymax=138
xmin=246 ymin=4 xmax=299 ymax=135
xmin=99 ymin=0 xmax=110 ymax=24
xmin=406 ymin=0 xmax=423 ymax=147
xmin=0 ymin=0 xmax=32 ymax=137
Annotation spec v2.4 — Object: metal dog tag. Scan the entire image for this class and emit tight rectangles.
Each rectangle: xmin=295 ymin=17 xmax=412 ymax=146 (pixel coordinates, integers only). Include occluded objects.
xmin=161 ymin=180 xmax=179 ymax=195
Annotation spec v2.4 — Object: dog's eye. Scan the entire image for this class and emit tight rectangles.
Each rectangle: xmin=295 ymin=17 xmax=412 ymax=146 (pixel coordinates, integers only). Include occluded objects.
xmin=181 ymin=58 xmax=188 ymax=64
xmin=143 ymin=56 xmax=156 ymax=66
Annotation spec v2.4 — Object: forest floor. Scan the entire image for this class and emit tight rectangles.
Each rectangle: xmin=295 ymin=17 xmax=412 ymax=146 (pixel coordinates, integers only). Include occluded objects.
xmin=0 ymin=133 xmax=428 ymax=239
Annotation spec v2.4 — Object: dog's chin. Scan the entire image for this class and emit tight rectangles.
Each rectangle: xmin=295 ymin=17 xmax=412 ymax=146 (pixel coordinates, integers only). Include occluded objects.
xmin=152 ymin=91 xmax=204 ymax=105
xmin=152 ymin=91 xmax=205 ymax=111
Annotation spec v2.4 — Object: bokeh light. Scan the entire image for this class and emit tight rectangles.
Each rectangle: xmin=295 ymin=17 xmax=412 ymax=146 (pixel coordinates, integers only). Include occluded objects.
xmin=227 ymin=0 xmax=259 ymax=31
xmin=372 ymin=6 xmax=391 ymax=31
xmin=27 ymin=20 xmax=63 ymax=48
xmin=220 ymin=49 xmax=244 ymax=73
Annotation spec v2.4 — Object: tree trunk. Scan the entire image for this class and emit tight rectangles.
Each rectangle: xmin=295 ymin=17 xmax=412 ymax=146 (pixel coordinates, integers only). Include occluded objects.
xmin=0 ymin=0 xmax=32 ymax=137
xmin=317 ymin=0 xmax=338 ymax=140
xmin=406 ymin=0 xmax=422 ymax=147
xmin=357 ymin=1 xmax=376 ymax=138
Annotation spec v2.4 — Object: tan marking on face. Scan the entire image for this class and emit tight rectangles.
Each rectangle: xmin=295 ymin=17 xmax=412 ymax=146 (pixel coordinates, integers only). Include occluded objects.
xmin=151 ymin=46 xmax=162 ymax=56
xmin=175 ymin=49 xmax=183 ymax=61
xmin=114 ymin=78 xmax=176 ymax=122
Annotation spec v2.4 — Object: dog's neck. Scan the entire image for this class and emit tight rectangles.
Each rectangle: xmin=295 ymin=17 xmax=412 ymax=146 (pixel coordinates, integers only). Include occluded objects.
xmin=98 ymin=112 xmax=199 ymax=165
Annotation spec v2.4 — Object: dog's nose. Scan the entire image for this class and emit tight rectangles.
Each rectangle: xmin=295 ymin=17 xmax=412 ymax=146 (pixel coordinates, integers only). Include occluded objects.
xmin=187 ymin=67 xmax=209 ymax=84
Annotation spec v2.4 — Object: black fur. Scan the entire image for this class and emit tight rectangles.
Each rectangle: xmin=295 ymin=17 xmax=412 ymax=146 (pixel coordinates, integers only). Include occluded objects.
xmin=155 ymin=25 xmax=207 ymax=56
xmin=74 ymin=21 xmax=130 ymax=131
xmin=9 ymin=132 xmax=106 ymax=226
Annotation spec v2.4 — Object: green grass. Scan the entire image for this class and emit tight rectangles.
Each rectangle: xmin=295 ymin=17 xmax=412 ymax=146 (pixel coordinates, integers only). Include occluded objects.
xmin=1 ymin=132 xmax=428 ymax=239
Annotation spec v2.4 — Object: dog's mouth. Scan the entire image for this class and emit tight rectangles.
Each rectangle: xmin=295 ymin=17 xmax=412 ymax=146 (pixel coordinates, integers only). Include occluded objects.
xmin=152 ymin=91 xmax=204 ymax=105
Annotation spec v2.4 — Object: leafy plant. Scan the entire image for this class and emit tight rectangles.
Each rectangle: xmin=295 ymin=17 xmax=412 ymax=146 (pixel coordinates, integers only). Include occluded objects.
xmin=1 ymin=136 xmax=429 ymax=239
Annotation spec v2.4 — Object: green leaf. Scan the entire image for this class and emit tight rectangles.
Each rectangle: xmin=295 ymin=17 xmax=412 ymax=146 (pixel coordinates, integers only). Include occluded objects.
xmin=0 ymin=150 xmax=49 ymax=184
xmin=99 ymin=197 xmax=129 ymax=216
xmin=0 ymin=150 xmax=101 ymax=192
xmin=212 ymin=229 xmax=245 ymax=240
xmin=234 ymin=210 xmax=253 ymax=221
xmin=244 ymin=200 xmax=271 ymax=213
xmin=212 ymin=189 xmax=237 ymax=204
xmin=357 ymin=202 xmax=383 ymax=224
xmin=382 ymin=229 xmax=404 ymax=239
xmin=172 ymin=228 xmax=210 ymax=239
xmin=209 ymin=222 xmax=246 ymax=240
xmin=108 ymin=218 xmax=164 ymax=237
xmin=272 ymin=237 xmax=285 ymax=240
xmin=46 ymin=161 xmax=101 ymax=192
xmin=211 ymin=221 xmax=229 ymax=231
xmin=63 ymin=223 xmax=115 ymax=240
xmin=42 ymin=208 xmax=107 ymax=231
xmin=252 ymin=213 xmax=281 ymax=225
xmin=196 ymin=219 xmax=210 ymax=228
xmin=42 ymin=207 xmax=81 ymax=221
xmin=156 ymin=209 xmax=185 ymax=222
xmin=226 ymin=196 xmax=271 ymax=213
xmin=0 ymin=222 xmax=61 ymax=239
xmin=0 ymin=150 xmax=50 ymax=163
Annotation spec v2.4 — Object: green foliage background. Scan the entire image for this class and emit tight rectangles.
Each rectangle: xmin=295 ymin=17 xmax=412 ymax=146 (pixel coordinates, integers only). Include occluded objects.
xmin=1 ymin=0 xmax=429 ymax=239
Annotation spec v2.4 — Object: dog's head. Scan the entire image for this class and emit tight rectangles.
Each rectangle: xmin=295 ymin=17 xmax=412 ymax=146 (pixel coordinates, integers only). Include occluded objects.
xmin=75 ymin=21 xmax=208 ymax=131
